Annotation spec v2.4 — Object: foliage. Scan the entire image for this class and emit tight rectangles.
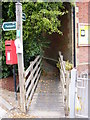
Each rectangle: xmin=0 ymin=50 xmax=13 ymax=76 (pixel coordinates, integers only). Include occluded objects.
xmin=56 ymin=61 xmax=61 ymax=70
xmin=56 ymin=60 xmax=73 ymax=71
xmin=1 ymin=2 xmax=15 ymax=78
xmin=23 ymin=2 xmax=67 ymax=35
xmin=1 ymin=2 xmax=68 ymax=78
xmin=65 ymin=61 xmax=73 ymax=71
xmin=22 ymin=2 xmax=68 ymax=68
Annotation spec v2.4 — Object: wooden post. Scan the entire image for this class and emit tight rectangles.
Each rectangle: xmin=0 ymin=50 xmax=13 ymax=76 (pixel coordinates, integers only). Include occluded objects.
xmin=13 ymin=65 xmax=17 ymax=100
xmin=69 ymin=68 xmax=77 ymax=118
xmin=16 ymin=2 xmax=26 ymax=112
xmin=65 ymin=71 xmax=69 ymax=116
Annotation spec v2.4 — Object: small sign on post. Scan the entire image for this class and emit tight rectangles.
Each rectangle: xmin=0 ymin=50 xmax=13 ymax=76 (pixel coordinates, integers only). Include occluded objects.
xmin=15 ymin=38 xmax=23 ymax=54
xmin=22 ymin=13 xmax=26 ymax=21
xmin=2 ymin=22 xmax=16 ymax=31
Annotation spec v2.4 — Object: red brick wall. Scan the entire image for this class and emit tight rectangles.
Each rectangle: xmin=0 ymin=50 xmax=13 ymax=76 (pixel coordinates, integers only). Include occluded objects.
xmin=77 ymin=47 xmax=88 ymax=63
xmin=76 ymin=2 xmax=89 ymax=23
xmin=76 ymin=2 xmax=90 ymax=76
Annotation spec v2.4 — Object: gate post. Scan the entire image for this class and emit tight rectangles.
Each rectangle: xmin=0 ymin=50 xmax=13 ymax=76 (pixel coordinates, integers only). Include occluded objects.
xmin=69 ymin=68 xmax=77 ymax=118
xmin=16 ymin=2 xmax=26 ymax=112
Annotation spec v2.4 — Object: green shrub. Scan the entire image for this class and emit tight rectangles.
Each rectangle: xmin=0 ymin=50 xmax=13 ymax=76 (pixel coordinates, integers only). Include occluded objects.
xmin=1 ymin=2 xmax=68 ymax=78
xmin=56 ymin=60 xmax=73 ymax=71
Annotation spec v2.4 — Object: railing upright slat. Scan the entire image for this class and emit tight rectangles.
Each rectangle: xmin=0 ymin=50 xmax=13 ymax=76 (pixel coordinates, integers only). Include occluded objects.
xmin=59 ymin=51 xmax=70 ymax=116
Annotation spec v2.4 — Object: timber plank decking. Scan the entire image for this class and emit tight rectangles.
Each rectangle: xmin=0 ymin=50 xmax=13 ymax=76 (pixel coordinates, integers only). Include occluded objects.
xmin=28 ymin=74 xmax=65 ymax=118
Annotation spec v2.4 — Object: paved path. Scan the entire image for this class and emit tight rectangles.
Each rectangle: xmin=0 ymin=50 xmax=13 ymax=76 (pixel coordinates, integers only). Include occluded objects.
xmin=28 ymin=61 xmax=65 ymax=118
xmin=0 ymin=96 xmax=14 ymax=119
xmin=0 ymin=96 xmax=13 ymax=111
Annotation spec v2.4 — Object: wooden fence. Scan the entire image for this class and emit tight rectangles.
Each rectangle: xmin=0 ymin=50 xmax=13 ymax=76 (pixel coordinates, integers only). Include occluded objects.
xmin=59 ymin=51 xmax=88 ymax=118
xmin=24 ymin=55 xmax=42 ymax=111
xmin=59 ymin=51 xmax=70 ymax=116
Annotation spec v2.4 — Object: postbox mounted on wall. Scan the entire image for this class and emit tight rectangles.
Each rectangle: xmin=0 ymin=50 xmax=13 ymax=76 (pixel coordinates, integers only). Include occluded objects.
xmin=5 ymin=40 xmax=18 ymax=65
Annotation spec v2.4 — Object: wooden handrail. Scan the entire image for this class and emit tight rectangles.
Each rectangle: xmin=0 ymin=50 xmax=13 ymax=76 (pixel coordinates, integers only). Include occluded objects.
xmin=24 ymin=55 xmax=42 ymax=111
xmin=59 ymin=51 xmax=70 ymax=116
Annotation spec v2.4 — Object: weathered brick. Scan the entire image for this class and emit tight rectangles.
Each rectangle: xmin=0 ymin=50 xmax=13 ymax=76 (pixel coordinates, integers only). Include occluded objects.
xmin=76 ymin=2 xmax=90 ymax=75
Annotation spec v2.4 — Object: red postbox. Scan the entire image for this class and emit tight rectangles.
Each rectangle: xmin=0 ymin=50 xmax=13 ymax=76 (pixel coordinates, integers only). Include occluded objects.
xmin=5 ymin=40 xmax=18 ymax=65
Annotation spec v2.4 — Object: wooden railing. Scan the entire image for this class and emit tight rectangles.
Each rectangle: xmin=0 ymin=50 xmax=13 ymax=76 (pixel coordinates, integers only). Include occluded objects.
xmin=24 ymin=55 xmax=42 ymax=111
xmin=59 ymin=51 xmax=70 ymax=116
xmin=59 ymin=51 xmax=88 ymax=117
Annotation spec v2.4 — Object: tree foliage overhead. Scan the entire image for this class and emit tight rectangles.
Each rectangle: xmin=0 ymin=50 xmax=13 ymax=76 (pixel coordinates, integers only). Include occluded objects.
xmin=23 ymin=2 xmax=67 ymax=35
xmin=22 ymin=2 xmax=67 ymax=67
xmin=1 ymin=2 xmax=68 ymax=78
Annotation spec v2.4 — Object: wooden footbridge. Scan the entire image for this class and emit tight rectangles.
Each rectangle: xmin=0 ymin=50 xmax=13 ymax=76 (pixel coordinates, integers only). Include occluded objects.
xmin=18 ymin=52 xmax=70 ymax=118
xmin=18 ymin=51 xmax=88 ymax=118
xmin=27 ymin=65 xmax=65 ymax=118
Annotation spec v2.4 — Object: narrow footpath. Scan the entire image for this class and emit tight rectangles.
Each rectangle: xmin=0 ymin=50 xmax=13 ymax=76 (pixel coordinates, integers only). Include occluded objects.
xmin=28 ymin=60 xmax=65 ymax=118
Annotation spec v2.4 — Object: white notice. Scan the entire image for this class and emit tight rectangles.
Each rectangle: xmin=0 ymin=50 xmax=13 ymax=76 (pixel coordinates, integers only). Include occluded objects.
xmin=14 ymin=38 xmax=23 ymax=54
xmin=7 ymin=52 xmax=10 ymax=61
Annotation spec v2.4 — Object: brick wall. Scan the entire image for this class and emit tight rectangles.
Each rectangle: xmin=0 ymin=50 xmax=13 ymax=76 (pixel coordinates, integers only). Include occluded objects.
xmin=76 ymin=2 xmax=90 ymax=76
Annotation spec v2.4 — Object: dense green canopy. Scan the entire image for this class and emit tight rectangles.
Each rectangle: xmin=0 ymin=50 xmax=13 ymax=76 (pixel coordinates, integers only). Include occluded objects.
xmin=1 ymin=2 xmax=68 ymax=78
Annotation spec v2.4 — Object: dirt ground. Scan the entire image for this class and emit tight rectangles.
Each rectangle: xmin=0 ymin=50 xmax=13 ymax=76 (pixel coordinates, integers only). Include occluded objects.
xmin=0 ymin=76 xmax=37 ymax=118
xmin=0 ymin=76 xmax=19 ymax=92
